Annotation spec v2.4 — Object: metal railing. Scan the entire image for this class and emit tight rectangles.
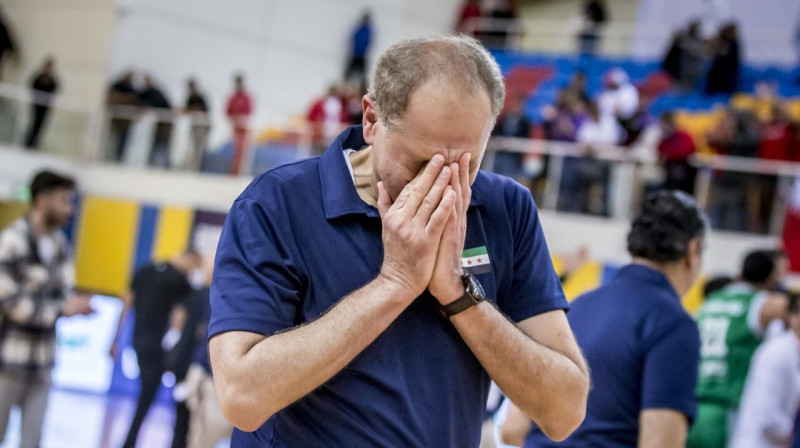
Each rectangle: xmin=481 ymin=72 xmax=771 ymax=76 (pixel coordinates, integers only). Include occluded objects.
xmin=487 ymin=136 xmax=800 ymax=235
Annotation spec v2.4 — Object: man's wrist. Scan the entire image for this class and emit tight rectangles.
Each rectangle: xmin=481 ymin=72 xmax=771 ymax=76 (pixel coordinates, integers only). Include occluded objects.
xmin=374 ymin=273 xmax=420 ymax=305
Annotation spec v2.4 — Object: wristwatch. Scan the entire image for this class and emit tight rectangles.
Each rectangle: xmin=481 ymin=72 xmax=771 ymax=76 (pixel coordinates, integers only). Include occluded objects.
xmin=438 ymin=273 xmax=487 ymax=318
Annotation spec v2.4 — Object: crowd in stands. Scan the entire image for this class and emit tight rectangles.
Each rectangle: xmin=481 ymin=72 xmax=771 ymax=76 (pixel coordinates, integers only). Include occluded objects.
xmin=105 ymin=71 xmax=253 ymax=175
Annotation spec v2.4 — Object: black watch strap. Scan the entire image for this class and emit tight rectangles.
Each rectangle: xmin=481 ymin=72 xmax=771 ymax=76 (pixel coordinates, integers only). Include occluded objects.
xmin=438 ymin=280 xmax=486 ymax=318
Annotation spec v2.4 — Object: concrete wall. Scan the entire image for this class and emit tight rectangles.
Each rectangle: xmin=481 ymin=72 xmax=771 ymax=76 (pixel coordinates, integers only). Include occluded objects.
xmin=0 ymin=0 xmax=117 ymax=109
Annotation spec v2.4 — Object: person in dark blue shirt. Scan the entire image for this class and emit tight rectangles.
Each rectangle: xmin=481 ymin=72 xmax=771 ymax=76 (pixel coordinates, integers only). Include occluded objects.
xmin=344 ymin=11 xmax=372 ymax=86
xmin=209 ymin=36 xmax=590 ymax=448
xmin=502 ymin=190 xmax=706 ymax=448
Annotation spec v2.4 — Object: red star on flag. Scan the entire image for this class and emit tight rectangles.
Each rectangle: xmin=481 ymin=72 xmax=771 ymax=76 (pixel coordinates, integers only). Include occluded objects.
xmin=467 ymin=260 xmax=473 ymax=265
xmin=476 ymin=257 xmax=482 ymax=263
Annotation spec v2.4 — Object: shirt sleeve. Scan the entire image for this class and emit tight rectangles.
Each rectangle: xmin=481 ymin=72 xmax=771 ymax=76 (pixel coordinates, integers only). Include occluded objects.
xmin=641 ymin=311 xmax=701 ymax=420
xmin=209 ymin=195 xmax=305 ymax=339
xmin=498 ymin=182 xmax=568 ymax=322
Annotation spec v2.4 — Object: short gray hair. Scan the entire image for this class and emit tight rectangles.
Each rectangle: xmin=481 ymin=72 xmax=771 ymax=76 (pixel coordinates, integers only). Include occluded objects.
xmin=369 ymin=35 xmax=506 ymax=127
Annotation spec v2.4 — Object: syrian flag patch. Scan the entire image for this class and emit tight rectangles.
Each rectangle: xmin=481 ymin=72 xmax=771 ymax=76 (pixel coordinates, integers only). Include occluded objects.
xmin=462 ymin=246 xmax=491 ymax=275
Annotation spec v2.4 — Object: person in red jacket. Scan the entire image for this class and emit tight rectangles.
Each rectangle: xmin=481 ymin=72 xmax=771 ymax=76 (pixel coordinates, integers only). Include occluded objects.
xmin=657 ymin=111 xmax=697 ymax=194
xmin=455 ymin=0 xmax=482 ymax=36
xmin=226 ymin=73 xmax=253 ymax=175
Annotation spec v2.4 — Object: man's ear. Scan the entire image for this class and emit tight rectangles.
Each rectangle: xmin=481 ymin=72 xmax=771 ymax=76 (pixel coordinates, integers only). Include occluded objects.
xmin=362 ymin=94 xmax=379 ymax=145
xmin=687 ymin=237 xmax=703 ymax=269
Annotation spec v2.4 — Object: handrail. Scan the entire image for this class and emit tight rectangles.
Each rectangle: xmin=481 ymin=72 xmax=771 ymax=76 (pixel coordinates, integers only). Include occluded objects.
xmin=487 ymin=135 xmax=800 ymax=178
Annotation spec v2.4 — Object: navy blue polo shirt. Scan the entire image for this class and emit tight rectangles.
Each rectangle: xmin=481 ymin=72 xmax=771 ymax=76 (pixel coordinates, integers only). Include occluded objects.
xmin=524 ymin=264 xmax=700 ymax=447
xmin=210 ymin=125 xmax=567 ymax=448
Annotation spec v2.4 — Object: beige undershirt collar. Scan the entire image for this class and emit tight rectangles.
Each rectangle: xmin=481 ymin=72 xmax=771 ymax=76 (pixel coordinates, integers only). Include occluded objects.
xmin=347 ymin=146 xmax=379 ymax=207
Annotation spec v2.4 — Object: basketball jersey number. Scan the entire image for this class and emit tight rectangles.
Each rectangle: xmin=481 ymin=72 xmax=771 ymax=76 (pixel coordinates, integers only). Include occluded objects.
xmin=700 ymin=317 xmax=730 ymax=358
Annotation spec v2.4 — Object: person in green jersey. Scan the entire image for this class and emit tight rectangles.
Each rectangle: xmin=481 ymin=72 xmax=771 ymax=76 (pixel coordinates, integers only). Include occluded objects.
xmin=687 ymin=249 xmax=790 ymax=448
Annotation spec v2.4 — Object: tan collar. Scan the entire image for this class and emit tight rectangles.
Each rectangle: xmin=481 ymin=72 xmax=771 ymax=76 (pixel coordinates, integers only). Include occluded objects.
xmin=348 ymin=146 xmax=379 ymax=207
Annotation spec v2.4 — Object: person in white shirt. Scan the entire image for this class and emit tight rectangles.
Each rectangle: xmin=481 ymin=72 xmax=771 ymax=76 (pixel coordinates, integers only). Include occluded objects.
xmin=730 ymin=293 xmax=800 ymax=448
xmin=597 ymin=68 xmax=639 ymax=121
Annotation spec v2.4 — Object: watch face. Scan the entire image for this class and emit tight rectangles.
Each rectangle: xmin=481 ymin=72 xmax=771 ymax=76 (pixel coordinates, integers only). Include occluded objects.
xmin=465 ymin=275 xmax=486 ymax=300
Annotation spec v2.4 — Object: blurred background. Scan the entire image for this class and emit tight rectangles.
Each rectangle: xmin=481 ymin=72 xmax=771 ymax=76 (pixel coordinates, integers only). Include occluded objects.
xmin=0 ymin=0 xmax=799 ymax=447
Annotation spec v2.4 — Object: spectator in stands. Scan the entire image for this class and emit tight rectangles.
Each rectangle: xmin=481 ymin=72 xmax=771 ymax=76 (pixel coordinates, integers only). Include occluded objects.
xmin=111 ymin=249 xmax=203 ymax=448
xmin=707 ymin=107 xmax=762 ymax=232
xmin=455 ymin=0 xmax=482 ymax=36
xmin=561 ymin=101 xmax=621 ymax=215
xmin=597 ymin=68 xmax=639 ymax=122
xmin=503 ymin=190 xmax=706 ymax=448
xmin=307 ymin=84 xmax=347 ymax=155
xmin=25 ymin=57 xmax=59 ymax=149
xmin=107 ymin=71 xmax=140 ymax=163
xmin=542 ymin=90 xmax=584 ymax=142
xmin=344 ymin=11 xmax=373 ymax=86
xmin=759 ymin=103 xmax=796 ymax=163
xmin=688 ymin=249 xmax=790 ymax=448
xmin=492 ymin=94 xmax=532 ymax=186
xmin=706 ymin=23 xmax=741 ymax=95
xmin=0 ymin=171 xmax=94 ymax=448
xmin=0 ymin=6 xmax=16 ymax=79
xmin=730 ymin=292 xmax=800 ymax=448
xmin=565 ymin=70 xmax=591 ymax=106
xmin=577 ymin=0 xmax=607 ymax=55
xmin=676 ymin=21 xmax=708 ymax=92
xmin=657 ymin=111 xmax=697 ymax=195
xmin=226 ymin=73 xmax=253 ymax=176
xmin=343 ymin=81 xmax=366 ymax=126
xmin=138 ymin=75 xmax=173 ymax=168
xmin=620 ymin=95 xmax=655 ymax=145
xmin=482 ymin=0 xmax=519 ymax=49
xmin=184 ymin=79 xmax=210 ymax=171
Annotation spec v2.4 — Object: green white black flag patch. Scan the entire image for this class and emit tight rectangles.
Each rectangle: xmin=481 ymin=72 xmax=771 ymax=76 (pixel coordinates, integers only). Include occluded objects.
xmin=462 ymin=246 xmax=491 ymax=275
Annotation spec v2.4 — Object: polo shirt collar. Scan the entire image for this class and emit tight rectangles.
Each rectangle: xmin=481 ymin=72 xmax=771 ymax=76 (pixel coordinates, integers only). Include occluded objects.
xmin=615 ymin=264 xmax=680 ymax=300
xmin=319 ymin=125 xmax=485 ymax=220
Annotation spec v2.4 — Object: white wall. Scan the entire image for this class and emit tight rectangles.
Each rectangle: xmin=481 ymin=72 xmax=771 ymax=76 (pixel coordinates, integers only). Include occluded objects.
xmin=0 ymin=0 xmax=117 ymax=108
xmin=633 ymin=0 xmax=800 ymax=65
xmin=106 ymin=0 xmax=461 ymax=147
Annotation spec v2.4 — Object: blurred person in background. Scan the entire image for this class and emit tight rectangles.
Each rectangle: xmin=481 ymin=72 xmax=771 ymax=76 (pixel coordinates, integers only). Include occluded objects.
xmin=0 ymin=171 xmax=94 ymax=448
xmin=483 ymin=0 xmax=519 ymax=49
xmin=687 ymin=249 xmax=790 ymax=448
xmin=491 ymin=94 xmax=532 ymax=187
xmin=111 ymin=249 xmax=203 ymax=448
xmin=672 ymin=21 xmax=708 ymax=93
xmin=455 ymin=0 xmax=482 ymax=36
xmin=0 ymin=6 xmax=16 ymax=79
xmin=226 ymin=73 xmax=252 ymax=176
xmin=565 ymin=70 xmax=591 ymax=107
xmin=502 ymin=190 xmax=706 ymax=447
xmin=597 ymin=68 xmax=639 ymax=122
xmin=184 ymin=79 xmax=210 ymax=171
xmin=138 ymin=75 xmax=173 ymax=168
xmin=107 ymin=71 xmax=140 ymax=163
xmin=705 ymin=22 xmax=741 ymax=95
xmin=562 ymin=101 xmax=622 ymax=215
xmin=306 ymin=83 xmax=347 ymax=155
xmin=707 ymin=107 xmax=762 ymax=232
xmin=577 ymin=0 xmax=607 ymax=56
xmin=24 ymin=57 xmax=59 ymax=149
xmin=657 ymin=111 xmax=696 ymax=194
xmin=730 ymin=292 xmax=800 ymax=448
xmin=168 ymin=264 xmax=213 ymax=448
xmin=344 ymin=11 xmax=373 ymax=86
xmin=180 ymin=267 xmax=232 ymax=448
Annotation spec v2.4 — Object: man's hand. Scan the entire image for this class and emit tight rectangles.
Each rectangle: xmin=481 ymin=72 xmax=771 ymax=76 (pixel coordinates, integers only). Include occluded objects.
xmin=377 ymin=154 xmax=457 ymax=300
xmin=429 ymin=153 xmax=471 ymax=305
xmin=62 ymin=293 xmax=94 ymax=317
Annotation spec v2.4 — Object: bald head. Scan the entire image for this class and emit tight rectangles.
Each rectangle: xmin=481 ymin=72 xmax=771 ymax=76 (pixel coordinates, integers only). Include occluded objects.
xmin=369 ymin=35 xmax=505 ymax=127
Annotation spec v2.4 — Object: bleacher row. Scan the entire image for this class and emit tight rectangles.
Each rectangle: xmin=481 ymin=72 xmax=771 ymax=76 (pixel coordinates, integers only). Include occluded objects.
xmin=200 ymin=52 xmax=800 ymax=174
xmin=492 ymin=51 xmax=800 ymax=153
